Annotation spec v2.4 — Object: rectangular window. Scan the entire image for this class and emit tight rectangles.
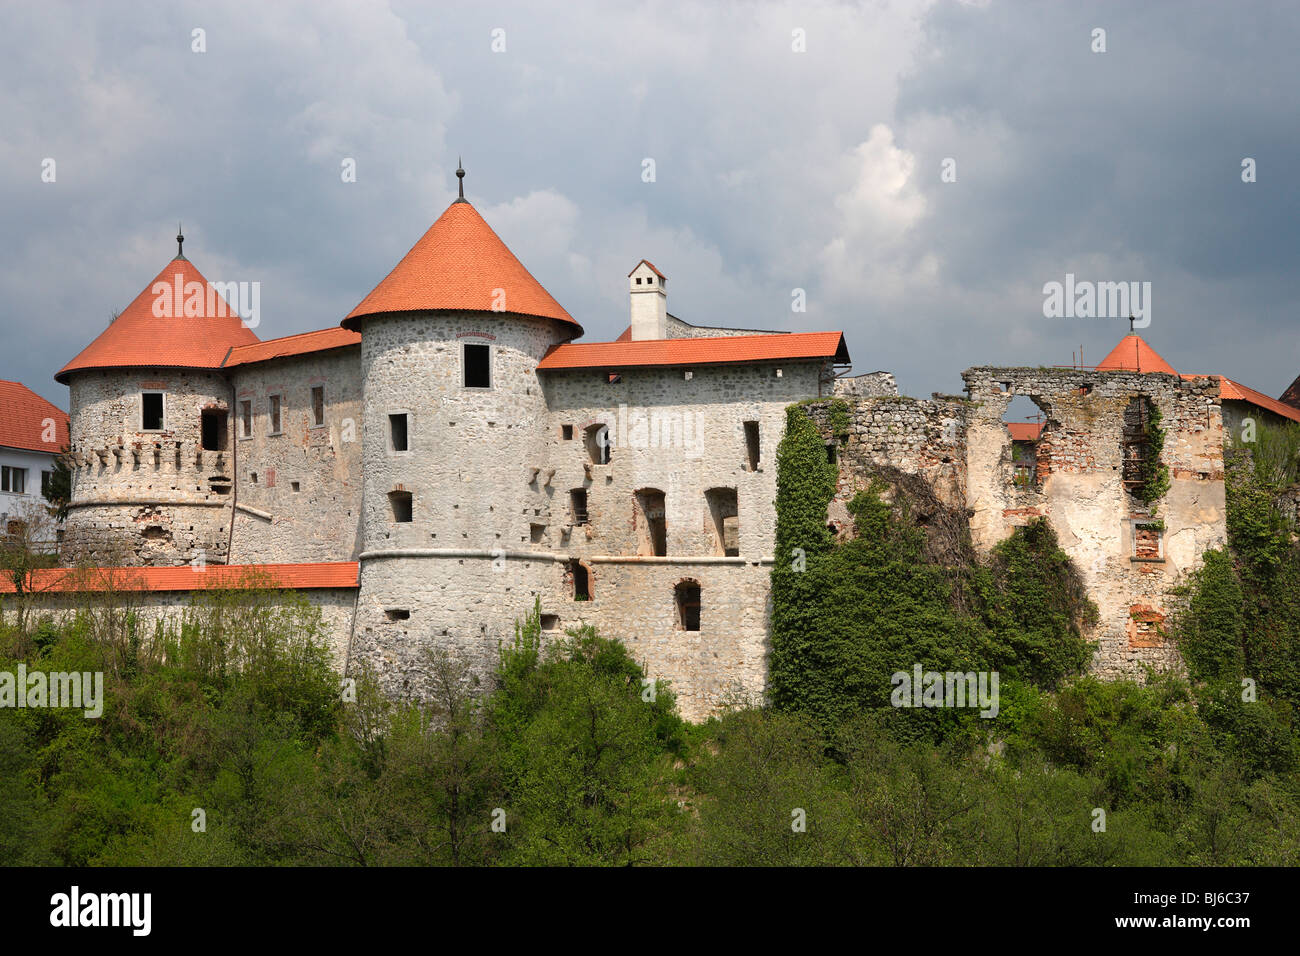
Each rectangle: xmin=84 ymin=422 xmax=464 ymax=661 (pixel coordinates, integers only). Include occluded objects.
xmin=1 ymin=466 xmax=27 ymax=495
xmin=239 ymin=400 xmax=252 ymax=438
xmin=200 ymin=408 xmax=227 ymax=451
xmin=268 ymin=394 xmax=282 ymax=435
xmin=389 ymin=413 xmax=409 ymax=452
xmin=570 ymin=488 xmax=589 ymax=526
xmin=744 ymin=421 xmax=760 ymax=471
xmin=142 ymin=392 xmax=164 ymax=430
xmin=389 ymin=490 xmax=413 ymax=523
xmin=311 ymin=386 xmax=325 ymax=427
xmin=463 ymin=343 xmax=491 ymax=388
xmin=41 ymin=470 xmax=53 ymax=499
xmin=561 ymin=424 xmax=574 ymax=441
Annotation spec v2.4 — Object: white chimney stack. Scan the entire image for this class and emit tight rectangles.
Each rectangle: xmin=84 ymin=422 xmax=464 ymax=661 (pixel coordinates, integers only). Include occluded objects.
xmin=628 ymin=260 xmax=667 ymax=341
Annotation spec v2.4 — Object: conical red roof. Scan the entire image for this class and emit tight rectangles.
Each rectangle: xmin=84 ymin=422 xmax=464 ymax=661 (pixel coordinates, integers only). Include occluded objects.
xmin=342 ymin=200 xmax=580 ymax=332
xmin=57 ymin=256 xmax=260 ymax=383
xmin=1095 ymin=333 xmax=1177 ymax=375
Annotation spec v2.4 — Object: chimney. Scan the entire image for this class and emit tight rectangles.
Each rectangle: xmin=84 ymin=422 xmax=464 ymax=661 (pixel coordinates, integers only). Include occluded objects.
xmin=628 ymin=260 xmax=667 ymax=340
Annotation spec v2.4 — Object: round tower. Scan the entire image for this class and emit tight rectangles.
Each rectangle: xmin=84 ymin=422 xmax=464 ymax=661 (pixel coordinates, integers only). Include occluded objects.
xmin=56 ymin=239 xmax=260 ymax=565
xmin=342 ymin=171 xmax=582 ymax=697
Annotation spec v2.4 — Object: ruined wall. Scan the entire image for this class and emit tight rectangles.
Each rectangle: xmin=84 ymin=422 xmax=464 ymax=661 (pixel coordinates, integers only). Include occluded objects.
xmin=832 ymin=371 xmax=899 ymax=399
xmin=228 ymin=347 xmax=364 ymax=563
xmin=961 ymin=368 xmax=1225 ymax=679
xmin=63 ymin=369 xmax=235 ymax=565
xmin=664 ymin=315 xmax=783 ymax=338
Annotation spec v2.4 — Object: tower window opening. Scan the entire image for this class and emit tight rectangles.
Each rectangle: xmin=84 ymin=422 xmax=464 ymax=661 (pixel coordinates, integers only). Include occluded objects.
xmin=704 ymin=487 xmax=739 ymax=556
xmin=568 ymin=559 xmax=590 ymax=601
xmin=675 ymin=581 xmax=701 ymax=631
xmin=570 ymin=488 xmax=589 ymax=526
xmin=389 ymin=489 xmax=413 ymax=523
xmin=635 ymin=488 xmax=667 ymax=556
xmin=584 ymin=423 xmax=611 ymax=464
xmin=385 ymin=608 xmax=410 ymax=622
xmin=389 ymin=413 xmax=409 ymax=452
xmin=463 ymin=343 xmax=491 ymax=388
xmin=744 ymin=420 xmax=760 ymax=471
xmin=311 ymin=386 xmax=325 ymax=427
xmin=142 ymin=392 xmax=164 ymax=431
xmin=561 ymin=424 xmax=574 ymax=440
xmin=200 ymin=408 xmax=227 ymax=451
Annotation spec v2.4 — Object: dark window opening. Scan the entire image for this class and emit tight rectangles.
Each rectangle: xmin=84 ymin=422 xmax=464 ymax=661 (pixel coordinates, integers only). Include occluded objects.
xmin=540 ymin=614 xmax=560 ymax=631
xmin=1122 ymin=396 xmax=1157 ymax=497
xmin=41 ymin=471 xmax=53 ymax=499
xmin=635 ymin=488 xmax=667 ymax=556
xmin=389 ymin=413 xmax=409 ymax=452
xmin=385 ymin=608 xmax=410 ymax=621
xmin=239 ymin=400 xmax=252 ymax=438
xmin=290 ymin=481 xmax=300 ymax=493
xmin=311 ymin=386 xmax=325 ymax=426
xmin=744 ymin=420 xmax=760 ymax=471
xmin=142 ymin=392 xmax=164 ymax=430
xmin=675 ymin=581 xmax=701 ymax=631
xmin=389 ymin=490 xmax=413 ymax=522
xmin=568 ymin=559 xmax=590 ymax=601
xmin=570 ymin=488 xmax=589 ymax=525
xmin=825 ymin=443 xmax=837 ymax=465
xmin=561 ymin=424 xmax=574 ymax=440
xmin=200 ymin=408 xmax=227 ymax=451
xmin=705 ymin=487 xmax=739 ymax=556
xmin=530 ymin=523 xmax=547 ymax=544
xmin=464 ymin=343 xmax=491 ymax=388
xmin=268 ymin=394 xmax=282 ymax=435
xmin=584 ymin=423 xmax=611 ymax=464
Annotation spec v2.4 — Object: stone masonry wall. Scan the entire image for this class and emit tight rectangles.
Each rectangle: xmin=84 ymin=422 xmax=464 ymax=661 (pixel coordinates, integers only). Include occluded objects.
xmin=63 ymin=369 xmax=236 ymax=565
xmin=228 ymin=346 xmax=364 ymax=563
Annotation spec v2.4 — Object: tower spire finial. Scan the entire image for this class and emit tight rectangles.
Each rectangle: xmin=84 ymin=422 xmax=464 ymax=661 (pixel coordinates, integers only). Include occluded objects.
xmin=176 ymin=222 xmax=185 ymax=259
xmin=455 ymin=157 xmax=466 ymax=202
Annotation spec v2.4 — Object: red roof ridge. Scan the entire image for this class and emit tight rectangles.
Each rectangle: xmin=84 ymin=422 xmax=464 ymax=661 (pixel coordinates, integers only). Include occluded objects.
xmin=0 ymin=561 xmax=360 ymax=595
xmin=628 ymin=259 xmax=666 ymax=279
xmin=537 ymin=330 xmax=849 ymax=371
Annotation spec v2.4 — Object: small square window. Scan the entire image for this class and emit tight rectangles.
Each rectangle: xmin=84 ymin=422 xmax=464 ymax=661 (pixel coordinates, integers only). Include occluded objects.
xmin=290 ymin=481 xmax=301 ymax=493
xmin=561 ymin=424 xmax=574 ymax=441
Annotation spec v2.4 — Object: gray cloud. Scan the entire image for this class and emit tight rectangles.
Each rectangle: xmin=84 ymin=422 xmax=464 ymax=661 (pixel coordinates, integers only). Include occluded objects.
xmin=1 ymin=0 xmax=1296 ymax=409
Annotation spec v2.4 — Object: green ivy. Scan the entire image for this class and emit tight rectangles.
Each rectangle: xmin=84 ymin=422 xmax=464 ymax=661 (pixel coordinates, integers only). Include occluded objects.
xmin=1136 ymin=401 xmax=1171 ymax=505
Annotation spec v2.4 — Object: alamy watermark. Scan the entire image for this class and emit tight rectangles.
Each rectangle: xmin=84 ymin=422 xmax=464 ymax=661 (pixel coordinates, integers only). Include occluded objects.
xmin=151 ymin=272 xmax=260 ymax=328
xmin=891 ymin=665 xmax=999 ymax=718
xmin=0 ymin=664 xmax=104 ymax=718
xmin=1042 ymin=273 xmax=1150 ymax=328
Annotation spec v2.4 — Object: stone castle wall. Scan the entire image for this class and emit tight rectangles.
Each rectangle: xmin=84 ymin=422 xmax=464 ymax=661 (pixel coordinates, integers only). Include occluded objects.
xmin=228 ymin=347 xmax=364 ymax=563
xmin=63 ymin=369 xmax=237 ymax=565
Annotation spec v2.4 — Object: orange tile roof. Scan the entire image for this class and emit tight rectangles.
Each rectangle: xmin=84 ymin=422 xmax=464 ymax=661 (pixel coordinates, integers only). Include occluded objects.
xmin=1180 ymin=374 xmax=1300 ymax=424
xmin=628 ymin=259 xmax=665 ymax=279
xmin=1006 ymin=422 xmax=1043 ymax=442
xmin=223 ymin=327 xmax=360 ymax=368
xmin=0 ymin=380 xmax=69 ymax=453
xmin=536 ymin=331 xmax=849 ymax=371
xmin=0 ymin=562 xmax=359 ymax=595
xmin=57 ymin=256 xmax=261 ymax=383
xmin=343 ymin=200 xmax=581 ymax=333
xmin=1095 ymin=333 xmax=1177 ymax=375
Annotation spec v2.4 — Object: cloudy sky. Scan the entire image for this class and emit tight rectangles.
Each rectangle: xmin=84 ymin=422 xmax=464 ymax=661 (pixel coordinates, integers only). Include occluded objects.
xmin=2 ymin=0 xmax=1297 ymax=410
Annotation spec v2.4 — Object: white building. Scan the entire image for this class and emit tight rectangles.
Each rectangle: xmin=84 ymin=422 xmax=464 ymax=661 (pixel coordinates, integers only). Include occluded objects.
xmin=0 ymin=379 xmax=69 ymax=529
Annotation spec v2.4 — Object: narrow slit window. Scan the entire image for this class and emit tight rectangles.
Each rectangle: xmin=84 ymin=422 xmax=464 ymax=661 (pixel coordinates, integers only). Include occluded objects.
xmin=569 ymin=559 xmax=590 ymax=601
xmin=635 ymin=488 xmax=667 ymax=556
xmin=311 ymin=386 xmax=325 ymax=427
xmin=584 ymin=423 xmax=611 ymax=464
xmin=389 ymin=413 xmax=409 ymax=452
xmin=744 ymin=421 xmax=760 ymax=471
xmin=268 ymin=395 xmax=282 ymax=435
xmin=705 ymin=487 xmax=739 ymax=556
xmin=463 ymin=343 xmax=491 ymax=388
xmin=675 ymin=581 xmax=701 ymax=631
xmin=239 ymin=400 xmax=252 ymax=438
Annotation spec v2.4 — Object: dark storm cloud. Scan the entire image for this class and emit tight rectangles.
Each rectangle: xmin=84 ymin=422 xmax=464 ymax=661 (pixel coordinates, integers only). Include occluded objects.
xmin=0 ymin=0 xmax=1295 ymax=409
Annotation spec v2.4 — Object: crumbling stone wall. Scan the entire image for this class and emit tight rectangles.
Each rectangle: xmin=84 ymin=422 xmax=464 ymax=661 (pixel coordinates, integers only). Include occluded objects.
xmin=833 ymin=371 xmax=899 ymax=398
xmin=228 ymin=346 xmax=364 ymax=563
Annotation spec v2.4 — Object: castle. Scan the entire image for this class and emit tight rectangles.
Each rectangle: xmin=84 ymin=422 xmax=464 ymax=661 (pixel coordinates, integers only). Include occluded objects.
xmin=16 ymin=170 xmax=1300 ymax=720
